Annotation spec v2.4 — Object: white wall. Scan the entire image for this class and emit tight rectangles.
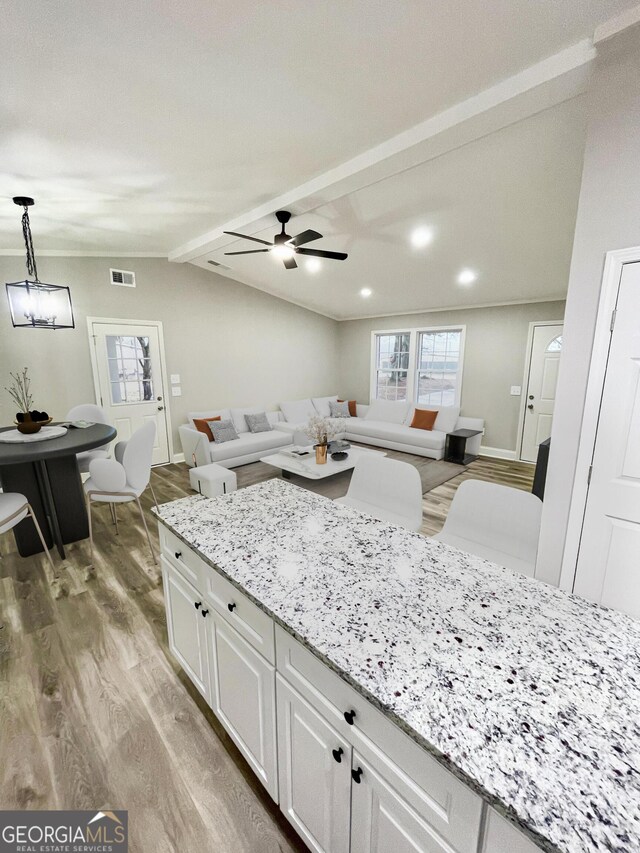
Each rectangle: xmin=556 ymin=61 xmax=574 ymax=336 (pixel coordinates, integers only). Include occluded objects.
xmin=0 ymin=257 xmax=340 ymax=455
xmin=537 ymin=26 xmax=640 ymax=586
xmin=337 ymin=301 xmax=565 ymax=453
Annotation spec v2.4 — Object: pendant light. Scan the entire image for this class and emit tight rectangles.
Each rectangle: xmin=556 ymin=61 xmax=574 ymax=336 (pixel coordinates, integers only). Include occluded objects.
xmin=5 ymin=197 xmax=75 ymax=330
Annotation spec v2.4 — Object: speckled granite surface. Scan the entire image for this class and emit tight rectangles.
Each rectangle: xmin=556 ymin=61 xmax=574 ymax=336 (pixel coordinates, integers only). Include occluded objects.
xmin=154 ymin=479 xmax=640 ymax=853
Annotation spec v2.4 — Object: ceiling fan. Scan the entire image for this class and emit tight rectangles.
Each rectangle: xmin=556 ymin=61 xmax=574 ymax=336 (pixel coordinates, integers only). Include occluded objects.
xmin=223 ymin=210 xmax=347 ymax=270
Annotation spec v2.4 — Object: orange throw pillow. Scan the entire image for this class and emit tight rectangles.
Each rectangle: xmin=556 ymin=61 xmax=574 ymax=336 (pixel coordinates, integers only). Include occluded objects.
xmin=193 ymin=416 xmax=221 ymax=441
xmin=410 ymin=409 xmax=438 ymax=431
xmin=338 ymin=399 xmax=358 ymax=417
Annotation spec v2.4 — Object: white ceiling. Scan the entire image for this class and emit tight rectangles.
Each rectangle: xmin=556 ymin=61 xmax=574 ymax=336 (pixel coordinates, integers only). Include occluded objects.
xmin=195 ymin=97 xmax=587 ymax=318
xmin=0 ymin=0 xmax=634 ymax=315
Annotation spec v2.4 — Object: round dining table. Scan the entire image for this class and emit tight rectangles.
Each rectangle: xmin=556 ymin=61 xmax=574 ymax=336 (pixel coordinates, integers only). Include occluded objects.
xmin=0 ymin=423 xmax=116 ymax=559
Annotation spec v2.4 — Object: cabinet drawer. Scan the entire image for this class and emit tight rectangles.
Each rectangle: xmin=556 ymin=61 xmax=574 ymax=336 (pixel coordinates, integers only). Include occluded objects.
xmin=276 ymin=626 xmax=482 ymax=853
xmin=159 ymin=524 xmax=202 ymax=589
xmin=202 ymin=564 xmax=275 ymax=665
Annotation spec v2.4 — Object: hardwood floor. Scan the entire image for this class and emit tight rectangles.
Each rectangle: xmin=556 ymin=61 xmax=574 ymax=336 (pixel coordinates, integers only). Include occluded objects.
xmin=0 ymin=452 xmax=533 ymax=852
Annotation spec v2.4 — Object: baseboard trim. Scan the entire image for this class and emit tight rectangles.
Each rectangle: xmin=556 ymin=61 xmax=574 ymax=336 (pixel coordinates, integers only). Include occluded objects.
xmin=479 ymin=445 xmax=517 ymax=460
xmin=172 ymin=452 xmax=185 ymax=464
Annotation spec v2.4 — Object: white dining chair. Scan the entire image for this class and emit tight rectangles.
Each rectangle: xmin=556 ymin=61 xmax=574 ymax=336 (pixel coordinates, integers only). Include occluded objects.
xmin=66 ymin=403 xmax=112 ymax=474
xmin=83 ymin=421 xmax=157 ymax=565
xmin=335 ymin=455 xmax=423 ymax=532
xmin=432 ymin=479 xmax=542 ymax=576
xmin=0 ymin=492 xmax=55 ymax=572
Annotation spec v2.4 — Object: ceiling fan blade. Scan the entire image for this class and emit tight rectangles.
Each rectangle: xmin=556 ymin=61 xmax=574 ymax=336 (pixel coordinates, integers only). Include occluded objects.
xmin=223 ymin=230 xmax=273 ymax=246
xmin=288 ymin=229 xmax=323 ymax=247
xmin=224 ymin=249 xmax=270 ymax=255
xmin=296 ymin=247 xmax=348 ymax=261
xmin=283 ymin=256 xmax=298 ymax=270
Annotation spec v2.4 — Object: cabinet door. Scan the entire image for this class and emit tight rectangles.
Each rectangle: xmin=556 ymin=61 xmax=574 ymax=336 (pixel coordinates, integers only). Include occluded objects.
xmin=276 ymin=675 xmax=351 ymax=853
xmin=207 ymin=613 xmax=278 ymax=800
xmin=351 ymin=751 xmax=454 ymax=853
xmin=162 ymin=556 xmax=210 ymax=701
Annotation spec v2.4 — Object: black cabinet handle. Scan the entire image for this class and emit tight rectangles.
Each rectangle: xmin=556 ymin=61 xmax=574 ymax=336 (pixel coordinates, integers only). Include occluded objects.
xmin=201 ymin=609 xmax=209 ymax=618
xmin=332 ymin=747 xmax=343 ymax=763
xmin=344 ymin=709 xmax=356 ymax=725
xmin=228 ymin=602 xmax=236 ymax=612
xmin=194 ymin=601 xmax=202 ymax=610
xmin=351 ymin=767 xmax=363 ymax=784
xmin=175 ymin=551 xmax=182 ymax=559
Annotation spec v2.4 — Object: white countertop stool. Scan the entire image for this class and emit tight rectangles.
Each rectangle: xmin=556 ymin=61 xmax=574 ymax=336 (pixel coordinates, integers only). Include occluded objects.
xmin=189 ymin=462 xmax=237 ymax=498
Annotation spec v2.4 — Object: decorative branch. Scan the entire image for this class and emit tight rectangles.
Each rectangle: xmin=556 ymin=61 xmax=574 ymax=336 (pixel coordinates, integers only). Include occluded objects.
xmin=5 ymin=367 xmax=33 ymax=413
xmin=304 ymin=415 xmax=346 ymax=446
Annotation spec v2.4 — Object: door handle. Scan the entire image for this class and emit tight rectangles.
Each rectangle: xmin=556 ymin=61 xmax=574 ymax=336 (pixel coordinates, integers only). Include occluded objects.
xmin=157 ymin=406 xmax=164 ymax=411
xmin=201 ymin=609 xmax=209 ymax=618
xmin=332 ymin=747 xmax=344 ymax=763
xmin=194 ymin=601 xmax=202 ymax=609
xmin=351 ymin=767 xmax=363 ymax=784
xmin=527 ymin=404 xmax=534 ymax=410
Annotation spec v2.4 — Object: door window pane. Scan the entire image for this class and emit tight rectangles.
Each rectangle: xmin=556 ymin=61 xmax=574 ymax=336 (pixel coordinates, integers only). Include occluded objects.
xmin=106 ymin=335 xmax=154 ymax=404
xmin=546 ymin=335 xmax=563 ymax=352
xmin=416 ymin=329 xmax=463 ymax=407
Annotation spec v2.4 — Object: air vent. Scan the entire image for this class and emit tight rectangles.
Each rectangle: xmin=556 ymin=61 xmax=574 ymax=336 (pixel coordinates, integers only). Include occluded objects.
xmin=110 ymin=268 xmax=136 ymax=287
xmin=208 ymin=260 xmax=231 ymax=271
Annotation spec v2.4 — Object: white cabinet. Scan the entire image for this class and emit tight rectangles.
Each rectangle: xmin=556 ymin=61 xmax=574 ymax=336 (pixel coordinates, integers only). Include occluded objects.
xmin=276 ymin=675 xmax=352 ymax=853
xmin=480 ymin=808 xmax=541 ymax=853
xmin=162 ymin=556 xmax=210 ymax=702
xmin=207 ymin=613 xmax=278 ymax=800
xmin=351 ymin=751 xmax=455 ymax=853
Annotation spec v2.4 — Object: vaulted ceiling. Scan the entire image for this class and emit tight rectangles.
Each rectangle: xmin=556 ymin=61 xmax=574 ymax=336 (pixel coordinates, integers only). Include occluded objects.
xmin=1 ymin=0 xmax=635 ymax=317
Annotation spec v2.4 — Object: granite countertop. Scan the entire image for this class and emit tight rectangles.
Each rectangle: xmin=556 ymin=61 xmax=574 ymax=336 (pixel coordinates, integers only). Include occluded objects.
xmin=154 ymin=479 xmax=640 ymax=853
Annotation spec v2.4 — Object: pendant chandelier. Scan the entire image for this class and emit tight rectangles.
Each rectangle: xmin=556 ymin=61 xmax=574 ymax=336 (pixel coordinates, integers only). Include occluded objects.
xmin=5 ymin=197 xmax=75 ymax=330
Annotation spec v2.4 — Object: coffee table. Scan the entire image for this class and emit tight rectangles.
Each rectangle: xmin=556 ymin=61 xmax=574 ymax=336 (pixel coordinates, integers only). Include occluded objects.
xmin=261 ymin=445 xmax=386 ymax=481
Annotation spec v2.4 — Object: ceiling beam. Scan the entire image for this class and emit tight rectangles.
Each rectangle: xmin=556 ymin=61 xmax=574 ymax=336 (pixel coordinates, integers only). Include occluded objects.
xmin=169 ymin=39 xmax=595 ymax=264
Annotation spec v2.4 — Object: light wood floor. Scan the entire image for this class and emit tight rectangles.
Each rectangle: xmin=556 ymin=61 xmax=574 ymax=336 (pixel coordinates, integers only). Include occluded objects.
xmin=0 ymin=453 xmax=533 ymax=852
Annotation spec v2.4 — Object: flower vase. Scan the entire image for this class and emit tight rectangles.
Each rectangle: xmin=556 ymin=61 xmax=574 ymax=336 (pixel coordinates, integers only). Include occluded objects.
xmin=315 ymin=444 xmax=328 ymax=465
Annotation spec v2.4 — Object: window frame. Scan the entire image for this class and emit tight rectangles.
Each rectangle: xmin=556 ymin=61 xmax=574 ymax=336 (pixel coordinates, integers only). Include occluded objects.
xmin=370 ymin=325 xmax=466 ymax=406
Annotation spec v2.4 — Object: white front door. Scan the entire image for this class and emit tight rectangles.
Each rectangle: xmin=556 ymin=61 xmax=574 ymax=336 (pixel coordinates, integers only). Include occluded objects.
xmin=89 ymin=319 xmax=170 ymax=465
xmin=574 ymin=262 xmax=640 ymax=617
xmin=520 ymin=323 xmax=563 ymax=462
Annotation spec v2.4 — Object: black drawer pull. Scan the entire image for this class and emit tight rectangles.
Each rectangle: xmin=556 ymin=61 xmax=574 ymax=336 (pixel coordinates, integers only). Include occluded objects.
xmin=228 ymin=602 xmax=236 ymax=612
xmin=332 ymin=747 xmax=343 ymax=763
xmin=201 ymin=609 xmax=209 ymax=618
xmin=175 ymin=551 xmax=182 ymax=559
xmin=351 ymin=767 xmax=363 ymax=784
xmin=194 ymin=601 xmax=202 ymax=610
xmin=344 ymin=709 xmax=356 ymax=725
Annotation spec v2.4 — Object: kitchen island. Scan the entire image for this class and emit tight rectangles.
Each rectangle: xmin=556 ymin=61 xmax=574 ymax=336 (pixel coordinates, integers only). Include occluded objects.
xmin=154 ymin=479 xmax=640 ymax=853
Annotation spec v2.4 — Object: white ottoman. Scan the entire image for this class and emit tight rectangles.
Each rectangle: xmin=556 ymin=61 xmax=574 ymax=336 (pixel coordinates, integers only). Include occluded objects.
xmin=189 ymin=463 xmax=237 ymax=498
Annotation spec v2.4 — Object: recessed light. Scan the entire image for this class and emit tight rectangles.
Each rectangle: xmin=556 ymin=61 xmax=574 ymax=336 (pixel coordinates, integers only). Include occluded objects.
xmin=457 ymin=269 xmax=477 ymax=286
xmin=410 ymin=226 xmax=434 ymax=249
xmin=305 ymin=258 xmax=322 ymax=273
xmin=360 ymin=287 xmax=372 ymax=298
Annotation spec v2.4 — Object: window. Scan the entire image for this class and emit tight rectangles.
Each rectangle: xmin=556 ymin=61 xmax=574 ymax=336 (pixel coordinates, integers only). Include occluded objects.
xmin=546 ymin=335 xmax=563 ymax=352
xmin=371 ymin=326 xmax=465 ymax=406
xmin=106 ymin=335 xmax=154 ymax=403
xmin=416 ymin=328 xmax=463 ymax=407
xmin=374 ymin=332 xmax=411 ymax=401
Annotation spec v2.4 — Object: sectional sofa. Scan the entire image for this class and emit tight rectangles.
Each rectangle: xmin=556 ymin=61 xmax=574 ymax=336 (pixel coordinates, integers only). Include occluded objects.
xmin=179 ymin=396 xmax=484 ymax=469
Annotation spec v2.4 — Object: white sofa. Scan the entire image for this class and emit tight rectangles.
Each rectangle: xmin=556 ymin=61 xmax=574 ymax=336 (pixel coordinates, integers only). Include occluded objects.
xmin=179 ymin=408 xmax=292 ymax=469
xmin=274 ymin=397 xmax=484 ymax=461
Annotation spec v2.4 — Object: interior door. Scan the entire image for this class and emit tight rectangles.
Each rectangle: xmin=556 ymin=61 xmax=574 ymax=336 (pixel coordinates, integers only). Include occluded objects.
xmin=520 ymin=323 xmax=563 ymax=462
xmin=90 ymin=320 xmax=170 ymax=465
xmin=276 ymin=675 xmax=352 ymax=853
xmin=574 ymin=262 xmax=640 ymax=617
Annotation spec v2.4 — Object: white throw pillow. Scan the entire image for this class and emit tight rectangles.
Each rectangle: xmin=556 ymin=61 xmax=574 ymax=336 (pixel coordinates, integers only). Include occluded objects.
xmin=279 ymin=398 xmax=317 ymax=424
xmin=230 ymin=406 xmax=264 ymax=434
xmin=364 ymin=399 xmax=410 ymax=424
xmin=188 ymin=408 xmax=231 ymax=429
xmin=311 ymin=395 xmax=339 ymax=417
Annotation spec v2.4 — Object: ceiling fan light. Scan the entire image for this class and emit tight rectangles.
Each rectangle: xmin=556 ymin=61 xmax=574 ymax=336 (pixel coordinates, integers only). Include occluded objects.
xmin=271 ymin=244 xmax=295 ymax=261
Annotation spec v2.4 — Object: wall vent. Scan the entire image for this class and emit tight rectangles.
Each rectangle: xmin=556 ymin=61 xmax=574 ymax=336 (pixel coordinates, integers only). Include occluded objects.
xmin=208 ymin=259 xmax=231 ymax=271
xmin=110 ymin=268 xmax=136 ymax=287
